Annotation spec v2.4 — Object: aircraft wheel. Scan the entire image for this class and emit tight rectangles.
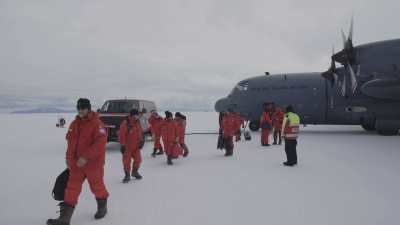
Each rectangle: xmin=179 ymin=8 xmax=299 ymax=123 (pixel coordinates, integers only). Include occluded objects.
xmin=377 ymin=129 xmax=399 ymax=136
xmin=249 ymin=121 xmax=260 ymax=132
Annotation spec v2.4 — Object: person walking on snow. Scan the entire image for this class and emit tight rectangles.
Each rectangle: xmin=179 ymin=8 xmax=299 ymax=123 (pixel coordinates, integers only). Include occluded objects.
xmin=174 ymin=112 xmax=189 ymax=157
xmin=148 ymin=110 xmax=164 ymax=157
xmin=161 ymin=111 xmax=179 ymax=165
xmin=47 ymin=98 xmax=109 ymax=225
xmin=119 ymin=109 xmax=144 ymax=183
xmin=221 ymin=109 xmax=241 ymax=156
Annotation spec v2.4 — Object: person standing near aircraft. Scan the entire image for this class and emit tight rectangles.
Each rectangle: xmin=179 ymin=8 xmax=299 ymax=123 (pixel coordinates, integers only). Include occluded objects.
xmin=175 ymin=112 xmax=189 ymax=157
xmin=161 ymin=111 xmax=179 ymax=165
xmin=119 ymin=109 xmax=144 ymax=183
xmin=148 ymin=110 xmax=164 ymax=157
xmin=272 ymin=107 xmax=285 ymax=145
xmin=260 ymin=105 xmax=273 ymax=146
xmin=47 ymin=98 xmax=109 ymax=225
xmin=221 ymin=109 xmax=240 ymax=156
xmin=234 ymin=112 xmax=245 ymax=142
xmin=282 ymin=105 xmax=300 ymax=166
xmin=217 ymin=112 xmax=226 ymax=150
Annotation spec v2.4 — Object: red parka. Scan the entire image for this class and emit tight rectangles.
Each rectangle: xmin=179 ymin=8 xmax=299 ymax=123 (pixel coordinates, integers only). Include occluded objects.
xmin=149 ymin=115 xmax=163 ymax=137
xmin=222 ymin=113 xmax=241 ymax=137
xmin=161 ymin=118 xmax=179 ymax=156
xmin=174 ymin=118 xmax=186 ymax=144
xmin=260 ymin=112 xmax=272 ymax=130
xmin=272 ymin=109 xmax=285 ymax=130
xmin=66 ymin=112 xmax=108 ymax=171
xmin=119 ymin=117 xmax=143 ymax=149
xmin=161 ymin=118 xmax=178 ymax=144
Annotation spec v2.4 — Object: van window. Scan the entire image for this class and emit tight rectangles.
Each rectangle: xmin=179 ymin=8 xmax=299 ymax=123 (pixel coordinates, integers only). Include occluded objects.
xmin=141 ymin=101 xmax=156 ymax=112
xmin=101 ymin=101 xmax=139 ymax=113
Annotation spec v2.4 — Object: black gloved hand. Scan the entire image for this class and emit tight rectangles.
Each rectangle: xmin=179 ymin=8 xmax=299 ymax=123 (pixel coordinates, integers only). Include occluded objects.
xmin=120 ymin=145 xmax=126 ymax=154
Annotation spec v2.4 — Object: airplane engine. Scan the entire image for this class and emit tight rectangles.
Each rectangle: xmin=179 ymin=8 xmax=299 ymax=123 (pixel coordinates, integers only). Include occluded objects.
xmin=361 ymin=79 xmax=400 ymax=100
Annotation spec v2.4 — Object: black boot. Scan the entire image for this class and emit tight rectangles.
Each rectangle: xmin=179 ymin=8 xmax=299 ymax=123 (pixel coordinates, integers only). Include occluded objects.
xmin=283 ymin=162 xmax=295 ymax=167
xmin=131 ymin=168 xmax=143 ymax=180
xmin=94 ymin=198 xmax=107 ymax=219
xmin=156 ymin=148 xmax=164 ymax=155
xmin=122 ymin=171 xmax=131 ymax=183
xmin=167 ymin=156 xmax=173 ymax=165
xmin=224 ymin=149 xmax=233 ymax=157
xmin=47 ymin=202 xmax=75 ymax=225
xmin=151 ymin=149 xmax=157 ymax=157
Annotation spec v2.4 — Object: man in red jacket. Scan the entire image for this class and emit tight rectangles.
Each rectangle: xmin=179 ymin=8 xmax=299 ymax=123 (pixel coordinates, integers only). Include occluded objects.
xmin=148 ymin=110 xmax=164 ymax=157
xmin=161 ymin=111 xmax=179 ymax=165
xmin=174 ymin=112 xmax=189 ymax=157
xmin=272 ymin=107 xmax=284 ymax=145
xmin=260 ymin=106 xmax=273 ymax=146
xmin=119 ymin=109 xmax=144 ymax=183
xmin=47 ymin=98 xmax=109 ymax=225
xmin=222 ymin=110 xmax=240 ymax=156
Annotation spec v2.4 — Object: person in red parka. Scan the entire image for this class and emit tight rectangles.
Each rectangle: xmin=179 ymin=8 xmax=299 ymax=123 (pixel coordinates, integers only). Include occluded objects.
xmin=161 ymin=111 xmax=179 ymax=165
xmin=119 ymin=109 xmax=144 ymax=183
xmin=272 ymin=107 xmax=285 ymax=145
xmin=260 ymin=106 xmax=273 ymax=146
xmin=222 ymin=110 xmax=241 ymax=156
xmin=47 ymin=98 xmax=109 ymax=225
xmin=148 ymin=110 xmax=164 ymax=157
xmin=174 ymin=112 xmax=189 ymax=157
xmin=232 ymin=112 xmax=244 ymax=142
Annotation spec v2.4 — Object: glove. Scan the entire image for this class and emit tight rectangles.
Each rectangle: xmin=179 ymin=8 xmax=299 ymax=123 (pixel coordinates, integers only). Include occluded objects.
xmin=120 ymin=145 xmax=126 ymax=154
xmin=76 ymin=157 xmax=88 ymax=168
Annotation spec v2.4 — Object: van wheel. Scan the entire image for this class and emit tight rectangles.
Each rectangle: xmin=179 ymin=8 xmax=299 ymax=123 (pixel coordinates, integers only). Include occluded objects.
xmin=249 ymin=121 xmax=260 ymax=132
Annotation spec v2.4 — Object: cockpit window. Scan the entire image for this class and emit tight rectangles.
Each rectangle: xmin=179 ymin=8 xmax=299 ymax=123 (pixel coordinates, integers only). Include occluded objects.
xmin=236 ymin=81 xmax=249 ymax=91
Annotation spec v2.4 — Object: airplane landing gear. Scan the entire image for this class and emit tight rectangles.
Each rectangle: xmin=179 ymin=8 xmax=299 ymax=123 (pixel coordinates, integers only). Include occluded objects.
xmin=375 ymin=118 xmax=400 ymax=136
xmin=377 ymin=129 xmax=399 ymax=136
xmin=361 ymin=123 xmax=375 ymax=131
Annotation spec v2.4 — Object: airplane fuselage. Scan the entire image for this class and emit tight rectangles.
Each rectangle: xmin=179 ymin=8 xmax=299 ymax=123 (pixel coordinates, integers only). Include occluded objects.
xmin=215 ymin=72 xmax=400 ymax=134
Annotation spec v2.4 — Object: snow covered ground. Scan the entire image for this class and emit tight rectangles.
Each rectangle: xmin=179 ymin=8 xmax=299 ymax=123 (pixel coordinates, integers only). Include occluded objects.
xmin=1 ymin=112 xmax=400 ymax=225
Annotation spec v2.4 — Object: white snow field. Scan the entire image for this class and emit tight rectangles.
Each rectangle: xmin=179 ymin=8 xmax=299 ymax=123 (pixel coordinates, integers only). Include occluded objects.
xmin=1 ymin=112 xmax=400 ymax=225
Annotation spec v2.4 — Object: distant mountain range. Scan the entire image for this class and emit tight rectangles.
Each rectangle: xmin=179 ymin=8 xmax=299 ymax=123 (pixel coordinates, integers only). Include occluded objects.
xmin=10 ymin=107 xmax=212 ymax=114
xmin=11 ymin=107 xmax=75 ymax=114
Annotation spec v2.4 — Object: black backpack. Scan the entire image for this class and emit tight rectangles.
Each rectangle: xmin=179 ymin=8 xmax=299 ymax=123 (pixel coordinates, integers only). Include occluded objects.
xmin=52 ymin=169 xmax=70 ymax=201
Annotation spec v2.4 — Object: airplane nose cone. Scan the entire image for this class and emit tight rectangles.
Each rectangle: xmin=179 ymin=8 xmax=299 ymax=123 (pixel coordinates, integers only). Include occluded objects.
xmin=215 ymin=97 xmax=230 ymax=112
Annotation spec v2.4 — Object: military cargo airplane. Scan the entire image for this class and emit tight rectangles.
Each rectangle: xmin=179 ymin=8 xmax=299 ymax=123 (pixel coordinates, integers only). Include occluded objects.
xmin=215 ymin=20 xmax=400 ymax=135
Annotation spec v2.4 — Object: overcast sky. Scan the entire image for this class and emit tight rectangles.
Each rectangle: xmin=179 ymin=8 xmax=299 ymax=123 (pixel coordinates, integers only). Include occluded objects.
xmin=1 ymin=0 xmax=400 ymax=112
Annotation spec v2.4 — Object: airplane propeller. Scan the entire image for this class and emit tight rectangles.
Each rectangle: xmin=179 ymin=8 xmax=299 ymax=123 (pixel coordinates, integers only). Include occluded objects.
xmin=321 ymin=47 xmax=342 ymax=108
xmin=321 ymin=47 xmax=339 ymax=88
xmin=323 ymin=18 xmax=359 ymax=98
